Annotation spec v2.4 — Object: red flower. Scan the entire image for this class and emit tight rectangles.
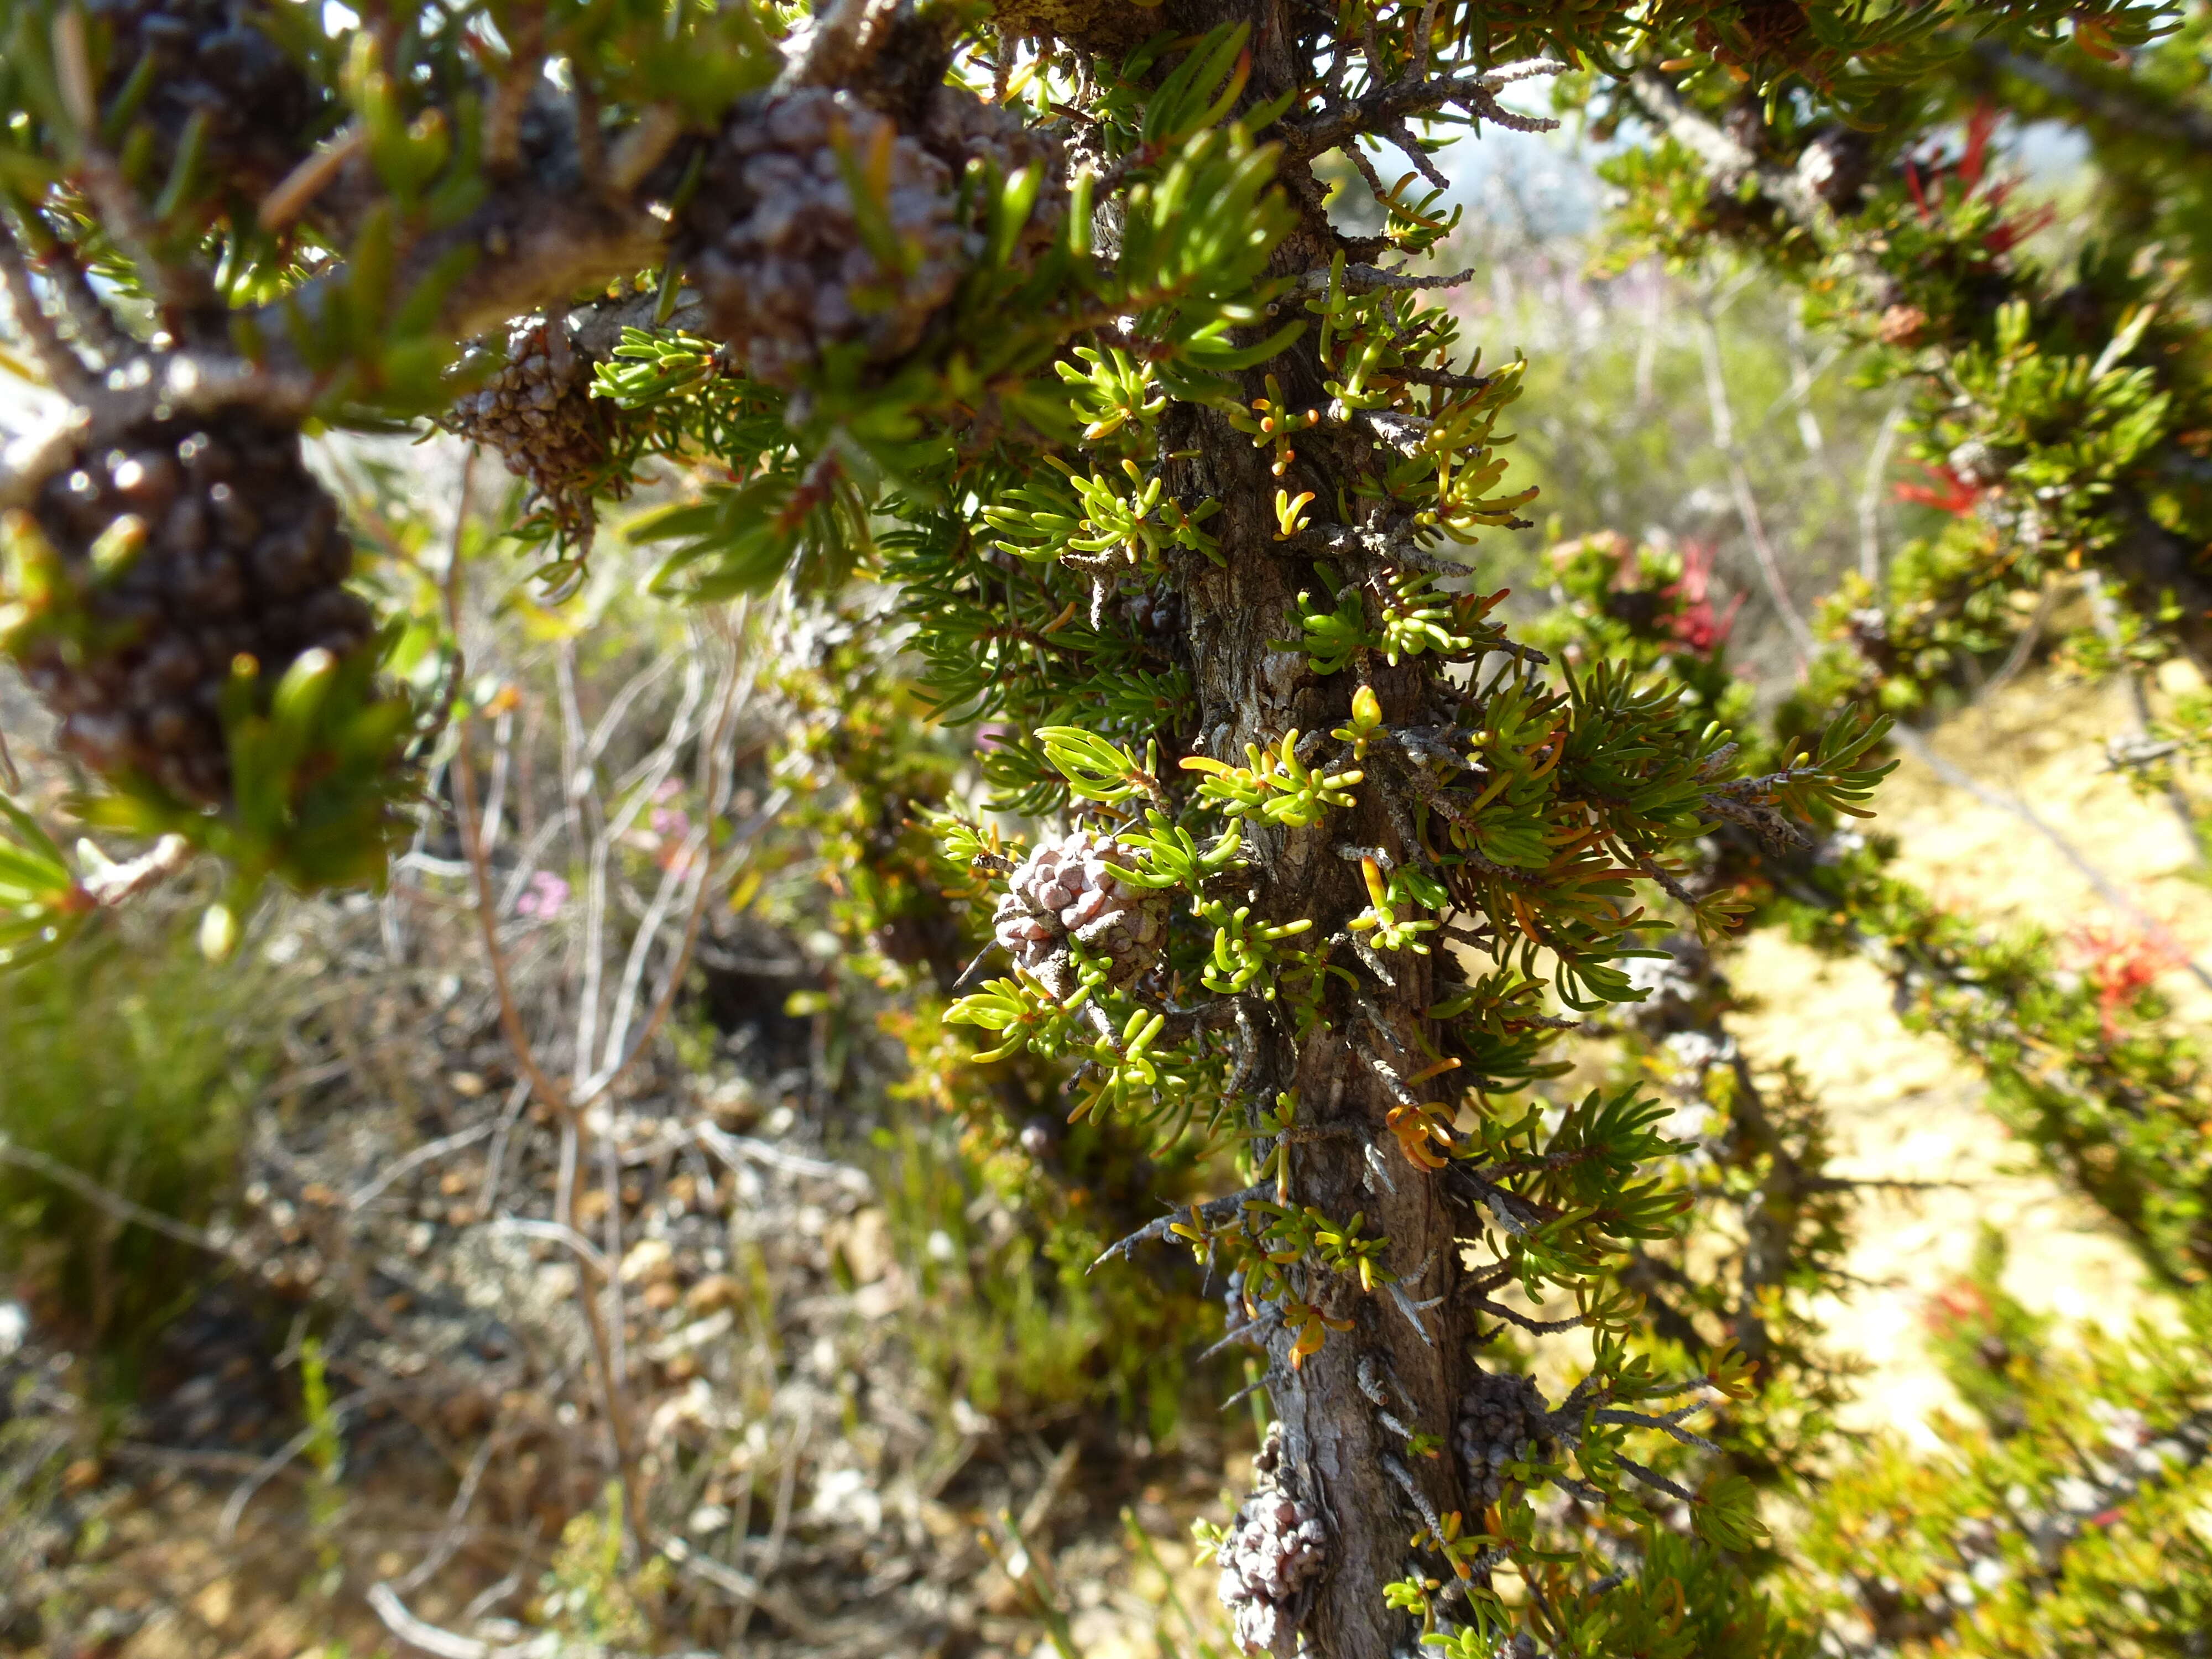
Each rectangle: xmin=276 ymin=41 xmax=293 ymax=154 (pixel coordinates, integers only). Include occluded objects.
xmin=2068 ymin=920 xmax=2189 ymax=1039
xmin=1894 ymin=464 xmax=1980 ymax=517
xmin=1901 ymin=103 xmax=2053 ymax=255
xmin=1661 ymin=541 xmax=1743 ymax=656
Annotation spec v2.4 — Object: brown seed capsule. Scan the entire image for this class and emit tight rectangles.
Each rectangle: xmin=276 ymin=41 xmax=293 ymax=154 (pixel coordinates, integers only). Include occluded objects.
xmin=444 ymin=317 xmax=616 ymax=547
xmin=83 ymin=0 xmax=330 ymax=205
xmin=1876 ymin=303 xmax=1930 ymax=348
xmin=1215 ymin=1425 xmax=1326 ymax=1656
xmin=1455 ymin=1368 xmax=1553 ymax=1509
xmin=12 ymin=403 xmax=370 ymax=805
xmin=993 ymin=828 xmax=1168 ymax=993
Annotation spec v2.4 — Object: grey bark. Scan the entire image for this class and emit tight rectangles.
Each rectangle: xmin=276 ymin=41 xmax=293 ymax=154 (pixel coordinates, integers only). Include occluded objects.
xmin=1159 ymin=3 xmax=1488 ymax=1651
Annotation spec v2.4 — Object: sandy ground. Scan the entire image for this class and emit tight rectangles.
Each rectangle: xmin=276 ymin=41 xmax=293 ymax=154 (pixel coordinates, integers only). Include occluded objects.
xmin=1733 ymin=666 xmax=2209 ymax=1448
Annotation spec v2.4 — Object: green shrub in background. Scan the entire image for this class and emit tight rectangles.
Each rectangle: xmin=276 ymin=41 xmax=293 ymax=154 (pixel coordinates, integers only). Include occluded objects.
xmin=0 ymin=913 xmax=271 ymax=1394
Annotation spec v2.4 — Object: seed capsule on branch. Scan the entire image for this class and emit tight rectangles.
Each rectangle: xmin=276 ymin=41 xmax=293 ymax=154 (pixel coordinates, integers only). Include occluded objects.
xmin=85 ymin=0 xmax=327 ymax=205
xmin=677 ymin=88 xmax=966 ymax=388
xmin=1455 ymin=1368 xmax=1553 ymax=1509
xmin=5 ymin=401 xmax=372 ymax=806
xmin=992 ymin=827 xmax=1167 ymax=992
xmin=1216 ymin=1425 xmax=1326 ymax=1656
xmin=918 ymin=85 xmax=1070 ymax=260
xmin=445 ymin=319 xmax=614 ymax=547
xmin=677 ymin=86 xmax=1066 ymax=388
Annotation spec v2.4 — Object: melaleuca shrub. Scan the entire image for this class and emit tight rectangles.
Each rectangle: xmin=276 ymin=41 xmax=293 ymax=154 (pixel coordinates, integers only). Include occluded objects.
xmin=9 ymin=0 xmax=2204 ymax=1654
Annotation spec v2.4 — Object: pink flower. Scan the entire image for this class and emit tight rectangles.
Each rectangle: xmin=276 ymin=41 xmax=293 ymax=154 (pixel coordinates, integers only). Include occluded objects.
xmin=515 ymin=870 xmax=570 ymax=919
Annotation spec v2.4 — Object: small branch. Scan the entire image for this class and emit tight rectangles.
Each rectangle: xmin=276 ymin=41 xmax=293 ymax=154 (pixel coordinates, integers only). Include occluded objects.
xmin=76 ymin=833 xmax=190 ymax=906
xmin=218 ymin=1390 xmax=369 ymax=1538
xmin=483 ymin=8 xmax=547 ymax=173
xmin=1625 ymin=70 xmax=1833 ymax=242
xmin=1463 ymin=1293 xmax=1587 ymax=1335
xmin=0 ymin=1135 xmax=243 ymax=1260
xmin=366 ymin=1583 xmax=517 ymax=1659
xmin=2084 ymin=570 xmax=2200 ymax=865
xmin=1395 ymin=363 xmax=1494 ymax=392
xmin=50 ymin=11 xmax=214 ymax=326
xmin=572 ymin=80 xmax=608 ymax=194
xmin=695 ymin=1121 xmax=873 ymax=1195
xmin=0 ymin=214 xmax=95 ymax=400
xmin=1295 ymin=262 xmax=1475 ymax=296
xmin=659 ymin=1533 xmax=825 ymax=1637
xmin=13 ymin=208 xmax=134 ymax=369
xmin=1614 ymin=1455 xmax=1697 ymax=1507
xmin=1591 ymin=1407 xmax=1720 ymax=1455
xmin=445 ymin=461 xmax=571 ymax=1118
xmin=1386 ymin=1277 xmax=1441 ymax=1345
xmin=607 ymin=103 xmax=684 ymax=194
xmin=1091 ymin=1183 xmax=1271 ymax=1269
xmin=486 ymin=1215 xmax=611 ymax=1276
xmin=440 ymin=450 xmax=651 ymax=1554
xmin=394 ymin=1423 xmax=509 ymax=1593
xmin=1856 ymin=391 xmax=1907 ymax=586
xmin=1973 ymin=40 xmax=2212 ymax=159
xmin=1219 ymin=1373 xmax=1270 ymax=1412
xmin=777 ymin=0 xmax=907 ymax=92
xmin=1383 ymin=1451 xmax=1449 ymax=1542
xmin=258 ymin=127 xmax=366 ymax=232
xmin=345 ymin=1121 xmax=498 ymax=1211
xmin=1281 ymin=61 xmax=1563 ymax=160
xmin=1694 ymin=305 xmax=1815 ymax=670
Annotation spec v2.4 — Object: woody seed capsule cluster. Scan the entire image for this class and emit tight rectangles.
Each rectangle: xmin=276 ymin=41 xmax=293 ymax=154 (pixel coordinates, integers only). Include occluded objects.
xmin=918 ymin=85 xmax=1070 ymax=261
xmin=1455 ymin=1368 xmax=1552 ymax=1509
xmin=679 ymin=89 xmax=965 ymax=388
xmin=85 ymin=0 xmax=326 ymax=203
xmin=993 ymin=828 xmax=1168 ymax=991
xmin=446 ymin=320 xmax=613 ymax=543
xmin=11 ymin=405 xmax=371 ymax=805
xmin=1215 ymin=1427 xmax=1326 ymax=1656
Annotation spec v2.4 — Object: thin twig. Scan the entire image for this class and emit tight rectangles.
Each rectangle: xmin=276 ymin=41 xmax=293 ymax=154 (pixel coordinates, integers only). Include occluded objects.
xmin=50 ymin=9 xmax=213 ymax=325
xmin=0 ymin=1135 xmax=242 ymax=1259
xmin=217 ymin=1390 xmax=368 ymax=1538
xmin=1695 ymin=305 xmax=1815 ymax=670
xmin=2084 ymin=570 xmax=2200 ymax=865
xmin=440 ymin=452 xmax=650 ymax=1550
xmin=258 ymin=127 xmax=366 ymax=232
xmin=346 ymin=1121 xmax=497 ymax=1211
xmin=483 ymin=8 xmax=547 ymax=174
xmin=487 ymin=1215 xmax=609 ymax=1276
xmin=1857 ymin=392 xmax=1907 ymax=587
xmin=0 ymin=213 xmax=95 ymax=399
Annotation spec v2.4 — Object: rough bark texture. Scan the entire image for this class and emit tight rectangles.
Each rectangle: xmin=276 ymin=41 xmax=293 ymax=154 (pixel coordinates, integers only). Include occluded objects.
xmin=1160 ymin=2 xmax=1480 ymax=1651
